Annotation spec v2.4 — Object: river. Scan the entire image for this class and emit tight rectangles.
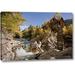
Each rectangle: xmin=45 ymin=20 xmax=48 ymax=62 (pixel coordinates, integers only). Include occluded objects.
xmin=14 ymin=38 xmax=36 ymax=60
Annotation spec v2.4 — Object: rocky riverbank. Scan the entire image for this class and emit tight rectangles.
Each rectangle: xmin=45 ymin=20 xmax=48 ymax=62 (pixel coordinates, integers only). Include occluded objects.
xmin=1 ymin=33 xmax=36 ymax=61
xmin=1 ymin=33 xmax=22 ymax=61
xmin=1 ymin=30 xmax=73 ymax=61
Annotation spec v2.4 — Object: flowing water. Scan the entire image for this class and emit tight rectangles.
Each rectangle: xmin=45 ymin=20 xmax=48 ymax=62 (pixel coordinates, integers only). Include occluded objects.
xmin=15 ymin=38 xmax=35 ymax=60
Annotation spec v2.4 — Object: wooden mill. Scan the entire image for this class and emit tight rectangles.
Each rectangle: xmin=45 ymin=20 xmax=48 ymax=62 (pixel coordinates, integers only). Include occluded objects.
xmin=50 ymin=13 xmax=65 ymax=50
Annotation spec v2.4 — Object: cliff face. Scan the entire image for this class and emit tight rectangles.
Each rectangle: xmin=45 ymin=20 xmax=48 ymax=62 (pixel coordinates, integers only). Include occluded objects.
xmin=1 ymin=33 xmax=15 ymax=61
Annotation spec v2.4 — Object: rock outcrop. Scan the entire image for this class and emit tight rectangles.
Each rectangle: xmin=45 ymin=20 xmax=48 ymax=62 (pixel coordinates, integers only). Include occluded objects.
xmin=1 ymin=33 xmax=19 ymax=61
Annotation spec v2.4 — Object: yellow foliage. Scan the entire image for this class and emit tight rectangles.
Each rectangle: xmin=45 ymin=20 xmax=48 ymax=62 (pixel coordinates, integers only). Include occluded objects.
xmin=63 ymin=25 xmax=72 ymax=35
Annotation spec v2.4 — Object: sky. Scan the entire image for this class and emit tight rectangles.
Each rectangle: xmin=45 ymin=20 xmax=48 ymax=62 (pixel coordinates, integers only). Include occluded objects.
xmin=20 ymin=12 xmax=73 ymax=31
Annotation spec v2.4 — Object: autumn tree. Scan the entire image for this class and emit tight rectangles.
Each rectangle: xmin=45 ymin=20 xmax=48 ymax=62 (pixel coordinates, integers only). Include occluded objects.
xmin=1 ymin=12 xmax=25 ymax=37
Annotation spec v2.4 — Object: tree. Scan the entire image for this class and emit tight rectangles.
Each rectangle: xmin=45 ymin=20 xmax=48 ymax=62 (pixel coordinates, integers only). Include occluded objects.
xmin=1 ymin=12 xmax=25 ymax=36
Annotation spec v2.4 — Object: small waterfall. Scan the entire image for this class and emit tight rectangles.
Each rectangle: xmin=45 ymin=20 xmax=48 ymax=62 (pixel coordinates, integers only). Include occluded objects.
xmin=16 ymin=47 xmax=34 ymax=57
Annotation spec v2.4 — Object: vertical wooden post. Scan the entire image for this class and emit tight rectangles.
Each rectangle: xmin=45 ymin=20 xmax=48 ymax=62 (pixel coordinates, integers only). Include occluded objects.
xmin=57 ymin=24 xmax=63 ymax=50
xmin=57 ymin=17 xmax=64 ymax=51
